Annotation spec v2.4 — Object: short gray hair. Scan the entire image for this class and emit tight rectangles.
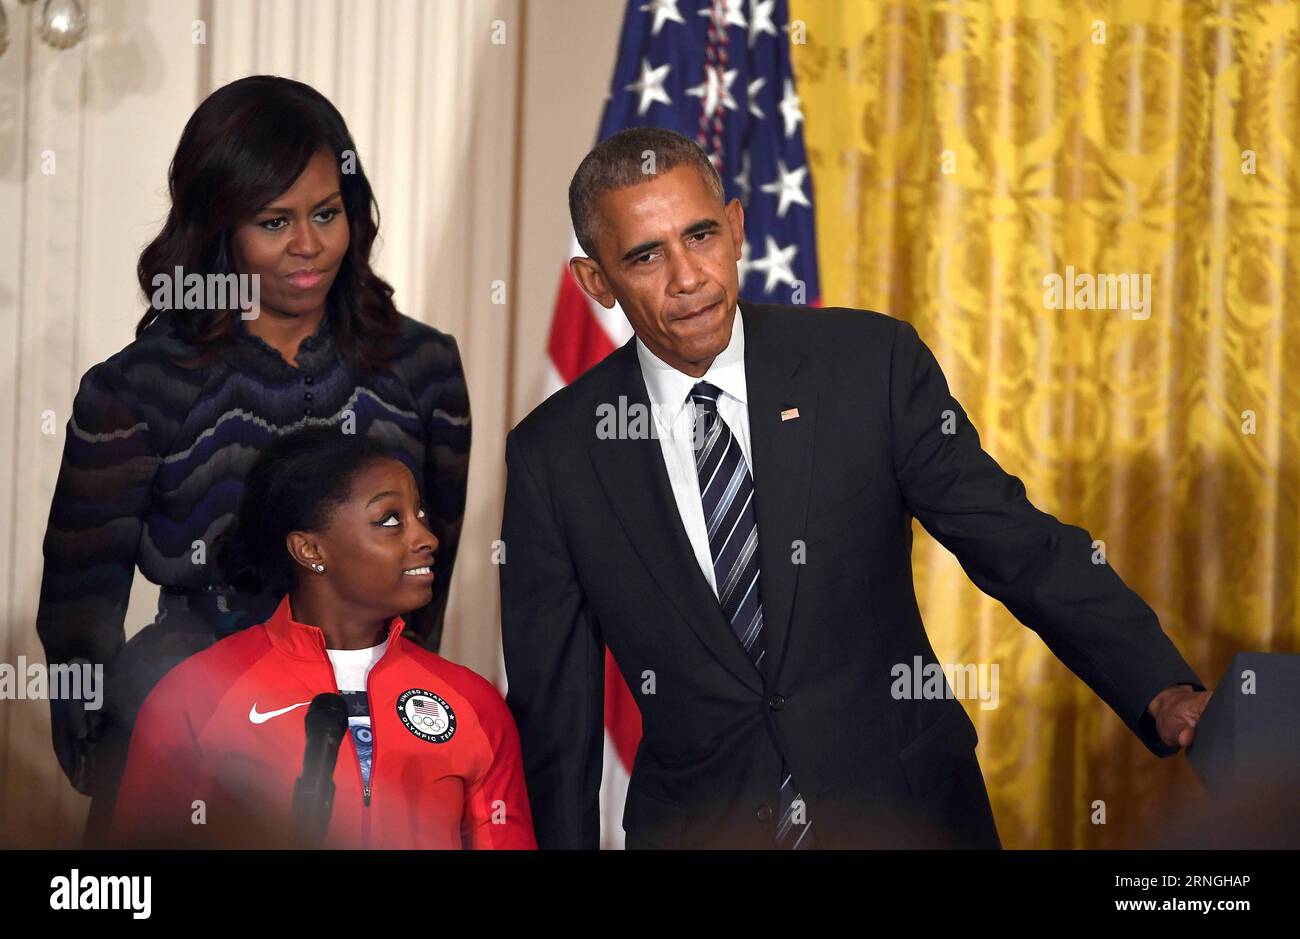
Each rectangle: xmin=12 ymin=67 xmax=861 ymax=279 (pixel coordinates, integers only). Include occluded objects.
xmin=568 ymin=127 xmax=725 ymax=261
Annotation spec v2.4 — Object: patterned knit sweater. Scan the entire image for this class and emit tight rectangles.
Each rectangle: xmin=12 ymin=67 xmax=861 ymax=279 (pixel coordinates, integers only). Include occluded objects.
xmin=35 ymin=308 xmax=471 ymax=669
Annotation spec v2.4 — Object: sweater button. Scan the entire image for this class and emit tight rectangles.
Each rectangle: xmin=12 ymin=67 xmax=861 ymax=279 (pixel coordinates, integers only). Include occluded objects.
xmin=305 ymin=408 xmax=314 ymax=417
xmin=304 ymin=375 xmax=314 ymax=385
xmin=304 ymin=392 xmax=313 ymax=401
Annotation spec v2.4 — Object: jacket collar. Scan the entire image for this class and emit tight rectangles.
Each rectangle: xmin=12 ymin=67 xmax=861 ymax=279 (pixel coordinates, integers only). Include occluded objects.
xmin=263 ymin=593 xmax=406 ymax=661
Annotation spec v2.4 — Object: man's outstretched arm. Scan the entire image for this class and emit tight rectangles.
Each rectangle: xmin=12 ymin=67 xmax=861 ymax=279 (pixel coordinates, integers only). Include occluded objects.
xmin=886 ymin=318 xmax=1207 ymax=755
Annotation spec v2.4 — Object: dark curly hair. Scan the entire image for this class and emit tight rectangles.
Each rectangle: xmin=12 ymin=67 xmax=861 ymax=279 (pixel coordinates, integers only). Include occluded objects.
xmin=218 ymin=426 xmax=398 ymax=597
xmin=136 ymin=74 xmax=401 ymax=370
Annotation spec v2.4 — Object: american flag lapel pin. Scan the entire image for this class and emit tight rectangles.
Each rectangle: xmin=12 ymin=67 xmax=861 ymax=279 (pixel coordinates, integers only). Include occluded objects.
xmin=780 ymin=407 xmax=800 ymax=422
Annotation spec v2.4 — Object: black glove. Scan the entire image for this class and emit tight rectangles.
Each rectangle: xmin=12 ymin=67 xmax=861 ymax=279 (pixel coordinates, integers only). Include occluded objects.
xmin=49 ymin=658 xmax=102 ymax=795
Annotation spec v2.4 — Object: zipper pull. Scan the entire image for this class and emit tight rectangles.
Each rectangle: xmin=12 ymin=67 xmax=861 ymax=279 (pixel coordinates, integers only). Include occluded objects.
xmin=364 ymin=784 xmax=371 ymax=807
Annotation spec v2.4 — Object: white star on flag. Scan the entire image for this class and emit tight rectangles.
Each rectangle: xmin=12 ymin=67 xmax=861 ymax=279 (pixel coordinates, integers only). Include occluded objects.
xmin=686 ymin=65 xmax=739 ymax=115
xmin=625 ymin=58 xmax=673 ymax=116
xmin=734 ymin=150 xmax=752 ymax=205
xmin=639 ymin=0 xmax=684 ymax=36
xmin=697 ymin=0 xmax=747 ymax=31
xmin=737 ymin=237 xmax=754 ymax=284
xmin=749 ymin=0 xmax=778 ymax=45
xmin=778 ymin=78 xmax=804 ymax=138
xmin=760 ymin=159 xmax=810 ymax=217
xmin=750 ymin=235 xmax=799 ymax=293
xmin=747 ymin=77 xmax=766 ymax=120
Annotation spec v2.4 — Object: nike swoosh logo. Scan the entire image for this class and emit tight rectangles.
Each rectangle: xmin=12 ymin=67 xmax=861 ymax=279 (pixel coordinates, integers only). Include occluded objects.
xmin=249 ymin=701 xmax=311 ymax=724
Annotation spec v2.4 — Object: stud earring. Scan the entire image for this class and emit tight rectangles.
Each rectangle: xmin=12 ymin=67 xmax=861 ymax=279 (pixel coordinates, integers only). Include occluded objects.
xmin=312 ymin=563 xmax=326 ymax=573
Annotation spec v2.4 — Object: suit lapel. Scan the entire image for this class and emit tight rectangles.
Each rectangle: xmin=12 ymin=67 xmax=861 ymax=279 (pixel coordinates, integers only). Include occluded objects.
xmin=741 ymin=300 xmax=817 ymax=686
xmin=589 ymin=339 xmax=765 ymax=694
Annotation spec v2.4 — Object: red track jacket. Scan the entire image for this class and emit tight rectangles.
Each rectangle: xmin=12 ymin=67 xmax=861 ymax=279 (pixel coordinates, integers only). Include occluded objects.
xmin=110 ymin=594 xmax=536 ymax=849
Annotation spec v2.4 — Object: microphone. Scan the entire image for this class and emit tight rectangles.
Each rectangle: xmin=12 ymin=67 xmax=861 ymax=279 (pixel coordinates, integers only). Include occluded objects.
xmin=291 ymin=693 xmax=348 ymax=848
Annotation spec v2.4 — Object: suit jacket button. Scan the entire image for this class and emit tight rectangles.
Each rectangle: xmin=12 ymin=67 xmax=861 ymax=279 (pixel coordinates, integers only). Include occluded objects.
xmin=768 ymin=694 xmax=786 ymax=710
xmin=756 ymin=803 xmax=773 ymax=821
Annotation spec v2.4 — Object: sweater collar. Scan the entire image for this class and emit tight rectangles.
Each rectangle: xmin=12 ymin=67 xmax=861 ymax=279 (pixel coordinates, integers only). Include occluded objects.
xmin=264 ymin=593 xmax=406 ymax=661
xmin=233 ymin=308 xmax=336 ymax=373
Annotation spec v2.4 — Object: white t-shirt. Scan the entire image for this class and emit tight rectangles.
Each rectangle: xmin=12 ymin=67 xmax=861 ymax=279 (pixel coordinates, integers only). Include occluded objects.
xmin=326 ymin=642 xmax=386 ymax=788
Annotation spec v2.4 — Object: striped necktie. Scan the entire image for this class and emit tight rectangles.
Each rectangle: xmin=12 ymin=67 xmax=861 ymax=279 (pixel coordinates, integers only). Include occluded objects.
xmin=689 ymin=380 xmax=815 ymax=849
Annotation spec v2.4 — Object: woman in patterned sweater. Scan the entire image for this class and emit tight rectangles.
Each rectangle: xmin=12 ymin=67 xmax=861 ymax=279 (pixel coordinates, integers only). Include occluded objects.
xmin=34 ymin=75 xmax=471 ymax=847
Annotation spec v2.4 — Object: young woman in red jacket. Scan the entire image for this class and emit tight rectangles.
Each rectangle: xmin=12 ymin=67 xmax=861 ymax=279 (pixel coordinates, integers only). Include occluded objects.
xmin=109 ymin=428 xmax=535 ymax=849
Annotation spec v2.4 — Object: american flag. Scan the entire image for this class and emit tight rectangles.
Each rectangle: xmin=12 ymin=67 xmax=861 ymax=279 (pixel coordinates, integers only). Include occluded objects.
xmin=540 ymin=0 xmax=821 ymax=848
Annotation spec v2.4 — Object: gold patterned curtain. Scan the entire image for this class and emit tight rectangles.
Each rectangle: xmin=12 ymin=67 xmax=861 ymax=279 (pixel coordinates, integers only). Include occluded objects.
xmin=789 ymin=0 xmax=1300 ymax=848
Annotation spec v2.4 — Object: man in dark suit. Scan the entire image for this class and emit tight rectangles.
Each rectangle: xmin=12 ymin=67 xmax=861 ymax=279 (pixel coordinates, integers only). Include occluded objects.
xmin=500 ymin=127 xmax=1210 ymax=850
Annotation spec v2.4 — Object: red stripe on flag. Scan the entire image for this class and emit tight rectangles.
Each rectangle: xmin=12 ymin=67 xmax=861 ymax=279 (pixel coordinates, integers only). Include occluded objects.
xmin=604 ymin=652 xmax=642 ymax=770
xmin=547 ymin=267 xmax=616 ymax=384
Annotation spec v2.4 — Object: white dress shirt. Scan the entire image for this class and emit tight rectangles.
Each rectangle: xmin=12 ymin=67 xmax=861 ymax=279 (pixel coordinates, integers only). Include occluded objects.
xmin=635 ymin=305 xmax=751 ymax=598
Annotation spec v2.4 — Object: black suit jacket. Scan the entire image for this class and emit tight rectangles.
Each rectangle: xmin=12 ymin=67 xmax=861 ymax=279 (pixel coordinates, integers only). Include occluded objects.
xmin=500 ymin=300 xmax=1204 ymax=849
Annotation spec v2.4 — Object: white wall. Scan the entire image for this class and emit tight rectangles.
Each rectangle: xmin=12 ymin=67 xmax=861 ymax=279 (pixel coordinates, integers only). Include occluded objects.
xmin=512 ymin=0 xmax=623 ymax=424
